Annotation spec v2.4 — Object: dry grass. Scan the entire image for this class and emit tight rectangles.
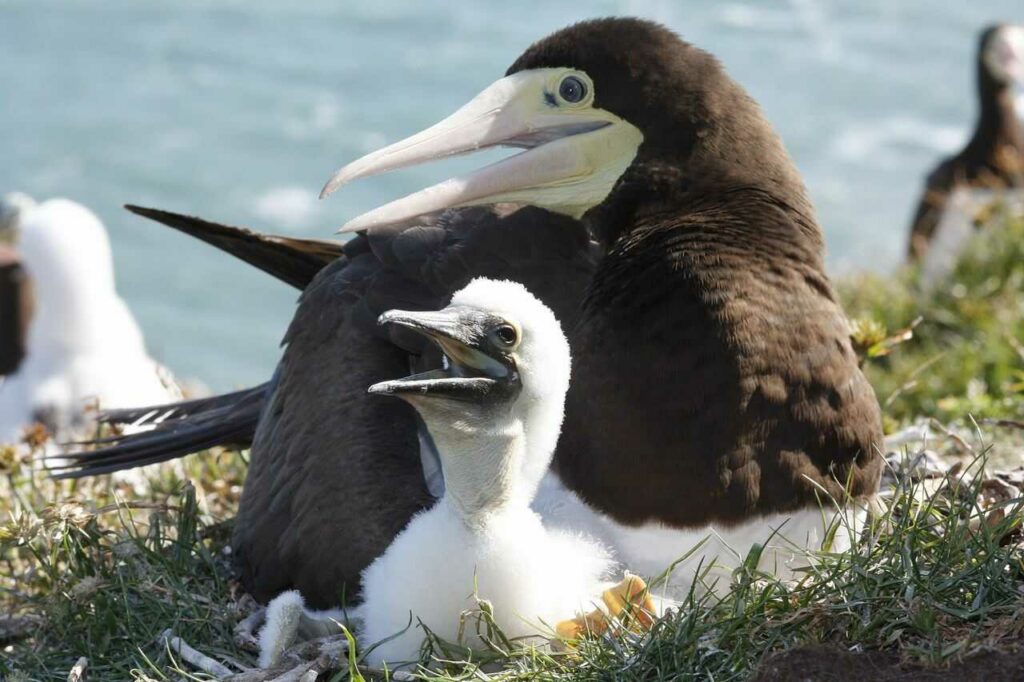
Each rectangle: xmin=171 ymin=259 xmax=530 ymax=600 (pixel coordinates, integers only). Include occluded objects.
xmin=2 ymin=207 xmax=1023 ymax=680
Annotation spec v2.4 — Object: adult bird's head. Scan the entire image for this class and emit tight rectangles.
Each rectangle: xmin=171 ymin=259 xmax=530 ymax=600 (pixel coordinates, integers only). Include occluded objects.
xmin=369 ymin=278 xmax=571 ymax=501
xmin=322 ymin=18 xmax=807 ymax=244
xmin=981 ymin=24 xmax=1024 ymax=88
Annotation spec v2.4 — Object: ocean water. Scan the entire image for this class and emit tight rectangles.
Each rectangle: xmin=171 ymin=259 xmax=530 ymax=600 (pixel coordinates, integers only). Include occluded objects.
xmin=1 ymin=0 xmax=1021 ymax=391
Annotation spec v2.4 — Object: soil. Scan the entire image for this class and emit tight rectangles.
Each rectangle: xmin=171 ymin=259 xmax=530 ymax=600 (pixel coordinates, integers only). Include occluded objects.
xmin=752 ymin=645 xmax=1024 ymax=682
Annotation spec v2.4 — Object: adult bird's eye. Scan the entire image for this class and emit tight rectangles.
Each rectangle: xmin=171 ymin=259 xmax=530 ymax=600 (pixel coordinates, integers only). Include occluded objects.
xmin=494 ymin=324 xmax=518 ymax=346
xmin=558 ymin=75 xmax=587 ymax=104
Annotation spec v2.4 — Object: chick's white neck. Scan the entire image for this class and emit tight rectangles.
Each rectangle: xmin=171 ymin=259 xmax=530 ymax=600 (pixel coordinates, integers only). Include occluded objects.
xmin=425 ymin=410 xmax=527 ymax=524
xmin=419 ymin=380 xmax=567 ymax=524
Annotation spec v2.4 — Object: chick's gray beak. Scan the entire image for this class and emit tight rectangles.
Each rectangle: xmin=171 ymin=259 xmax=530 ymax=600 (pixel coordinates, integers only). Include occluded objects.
xmin=368 ymin=307 xmax=513 ymax=402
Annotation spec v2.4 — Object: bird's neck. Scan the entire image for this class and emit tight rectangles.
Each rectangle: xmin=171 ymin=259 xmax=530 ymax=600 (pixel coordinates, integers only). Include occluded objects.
xmin=589 ymin=103 xmax=822 ymax=256
xmin=428 ymin=415 xmax=532 ymax=526
xmin=966 ymin=73 xmax=1024 ymax=169
xmin=592 ymin=170 xmax=826 ymax=275
xmin=517 ymin=396 xmax=565 ymax=500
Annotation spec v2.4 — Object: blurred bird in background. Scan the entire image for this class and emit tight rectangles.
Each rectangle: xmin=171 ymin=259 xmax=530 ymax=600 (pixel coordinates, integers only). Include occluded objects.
xmin=0 ymin=194 xmax=181 ymax=445
xmin=907 ymin=24 xmax=1024 ymax=283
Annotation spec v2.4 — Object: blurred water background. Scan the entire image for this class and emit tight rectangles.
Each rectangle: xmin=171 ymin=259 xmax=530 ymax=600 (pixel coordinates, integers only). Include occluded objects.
xmin=2 ymin=0 xmax=1022 ymax=390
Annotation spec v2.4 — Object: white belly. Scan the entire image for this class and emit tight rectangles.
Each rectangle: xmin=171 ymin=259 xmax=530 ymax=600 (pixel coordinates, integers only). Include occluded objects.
xmin=533 ymin=472 xmax=867 ymax=600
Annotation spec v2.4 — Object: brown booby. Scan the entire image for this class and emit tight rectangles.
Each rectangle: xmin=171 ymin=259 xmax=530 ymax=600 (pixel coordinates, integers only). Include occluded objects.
xmin=907 ymin=24 xmax=1024 ymax=262
xmin=60 ymin=18 xmax=883 ymax=607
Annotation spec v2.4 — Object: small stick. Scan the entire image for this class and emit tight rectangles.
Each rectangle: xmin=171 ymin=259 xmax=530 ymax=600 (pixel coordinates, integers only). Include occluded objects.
xmin=267 ymin=658 xmax=324 ymax=682
xmin=235 ymin=607 xmax=266 ymax=652
xmin=67 ymin=657 xmax=88 ymax=682
xmin=160 ymin=628 xmax=234 ymax=678
xmin=361 ymin=667 xmax=416 ymax=681
xmin=980 ymin=418 xmax=1024 ymax=431
xmin=928 ymin=419 xmax=974 ymax=455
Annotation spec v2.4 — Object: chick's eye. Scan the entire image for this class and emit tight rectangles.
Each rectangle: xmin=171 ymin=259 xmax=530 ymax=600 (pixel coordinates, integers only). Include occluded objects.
xmin=558 ymin=75 xmax=587 ymax=104
xmin=494 ymin=324 xmax=518 ymax=346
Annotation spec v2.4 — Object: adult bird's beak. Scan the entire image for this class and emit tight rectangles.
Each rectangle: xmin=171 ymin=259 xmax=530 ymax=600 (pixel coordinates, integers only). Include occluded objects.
xmin=369 ymin=307 xmax=515 ymax=402
xmin=321 ymin=68 xmax=643 ymax=233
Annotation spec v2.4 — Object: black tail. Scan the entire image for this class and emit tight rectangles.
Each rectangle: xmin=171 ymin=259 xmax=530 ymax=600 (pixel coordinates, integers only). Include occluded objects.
xmin=125 ymin=205 xmax=343 ymax=290
xmin=49 ymin=384 xmax=269 ymax=479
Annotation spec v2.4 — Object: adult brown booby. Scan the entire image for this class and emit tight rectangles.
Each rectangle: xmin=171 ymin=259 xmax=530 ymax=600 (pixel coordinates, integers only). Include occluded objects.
xmin=907 ymin=24 xmax=1024 ymax=262
xmin=61 ymin=18 xmax=883 ymax=607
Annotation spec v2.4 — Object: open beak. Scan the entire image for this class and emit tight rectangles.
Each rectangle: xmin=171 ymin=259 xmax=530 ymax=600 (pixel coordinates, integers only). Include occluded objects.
xmin=369 ymin=307 xmax=517 ymax=402
xmin=321 ymin=68 xmax=643 ymax=233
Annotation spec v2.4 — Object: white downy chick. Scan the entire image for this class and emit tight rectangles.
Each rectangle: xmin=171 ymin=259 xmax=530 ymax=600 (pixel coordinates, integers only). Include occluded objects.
xmin=0 ymin=198 xmax=179 ymax=444
xmin=357 ymin=277 xmax=612 ymax=668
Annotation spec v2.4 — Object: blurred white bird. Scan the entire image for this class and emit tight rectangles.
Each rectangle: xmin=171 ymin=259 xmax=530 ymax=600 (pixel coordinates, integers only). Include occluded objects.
xmin=0 ymin=196 xmax=180 ymax=445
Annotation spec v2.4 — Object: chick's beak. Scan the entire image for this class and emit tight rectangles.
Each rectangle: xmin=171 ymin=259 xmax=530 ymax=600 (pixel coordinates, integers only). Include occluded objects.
xmin=368 ymin=307 xmax=512 ymax=402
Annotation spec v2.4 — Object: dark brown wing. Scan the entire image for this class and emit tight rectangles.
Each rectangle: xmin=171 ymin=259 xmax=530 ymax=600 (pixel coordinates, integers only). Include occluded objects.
xmin=556 ymin=190 xmax=883 ymax=528
xmin=0 ymin=247 xmax=30 ymax=376
xmin=125 ymin=205 xmax=343 ymax=290
xmin=233 ymin=206 xmax=596 ymax=607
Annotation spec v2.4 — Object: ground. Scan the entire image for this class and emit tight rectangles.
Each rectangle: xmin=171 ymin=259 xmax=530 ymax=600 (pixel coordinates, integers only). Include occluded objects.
xmin=1 ymin=209 xmax=1023 ymax=680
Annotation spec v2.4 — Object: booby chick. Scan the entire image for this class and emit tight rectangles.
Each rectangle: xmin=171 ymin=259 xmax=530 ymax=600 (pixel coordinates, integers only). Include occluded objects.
xmin=66 ymin=18 xmax=883 ymax=606
xmin=908 ymin=24 xmax=1024 ymax=267
xmin=0 ymin=198 xmax=180 ymax=444
xmin=358 ymin=278 xmax=611 ymax=667
xmin=257 ymin=278 xmax=612 ymax=669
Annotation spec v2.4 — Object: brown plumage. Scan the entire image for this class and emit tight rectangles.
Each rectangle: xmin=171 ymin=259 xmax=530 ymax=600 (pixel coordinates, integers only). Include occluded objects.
xmin=907 ymin=25 xmax=1024 ymax=261
xmin=0 ymin=246 xmax=30 ymax=376
xmin=66 ymin=18 xmax=883 ymax=608
xmin=511 ymin=18 xmax=881 ymax=527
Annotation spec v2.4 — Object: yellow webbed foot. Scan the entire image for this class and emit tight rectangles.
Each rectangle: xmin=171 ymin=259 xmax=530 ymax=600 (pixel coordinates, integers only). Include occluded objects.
xmin=554 ymin=573 xmax=657 ymax=645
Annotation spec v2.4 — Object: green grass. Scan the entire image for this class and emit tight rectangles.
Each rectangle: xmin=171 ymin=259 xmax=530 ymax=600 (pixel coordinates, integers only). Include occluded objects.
xmin=841 ymin=206 xmax=1024 ymax=427
xmin=3 ymin=445 xmax=1022 ymax=681
xmin=2 ymin=208 xmax=1023 ymax=680
xmin=1 ymin=452 xmax=250 ymax=680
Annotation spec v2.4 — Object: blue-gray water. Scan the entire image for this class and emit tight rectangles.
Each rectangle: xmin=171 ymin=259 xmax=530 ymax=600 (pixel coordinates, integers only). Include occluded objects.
xmin=2 ymin=1 xmax=1021 ymax=391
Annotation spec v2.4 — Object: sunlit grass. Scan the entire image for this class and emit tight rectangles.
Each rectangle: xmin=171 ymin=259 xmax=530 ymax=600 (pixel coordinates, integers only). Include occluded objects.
xmin=842 ymin=207 xmax=1024 ymax=427
xmin=2 ymin=208 xmax=1023 ymax=680
xmin=3 ymin=442 xmax=1021 ymax=681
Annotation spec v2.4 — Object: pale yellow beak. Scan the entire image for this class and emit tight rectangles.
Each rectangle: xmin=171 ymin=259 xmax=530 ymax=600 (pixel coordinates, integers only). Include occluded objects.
xmin=320 ymin=68 xmax=643 ymax=233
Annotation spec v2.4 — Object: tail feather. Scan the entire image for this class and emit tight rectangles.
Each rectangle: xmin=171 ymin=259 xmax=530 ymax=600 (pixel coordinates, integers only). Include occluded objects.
xmin=125 ymin=205 xmax=343 ymax=290
xmin=96 ymin=386 xmax=259 ymax=428
xmin=50 ymin=384 xmax=268 ymax=479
